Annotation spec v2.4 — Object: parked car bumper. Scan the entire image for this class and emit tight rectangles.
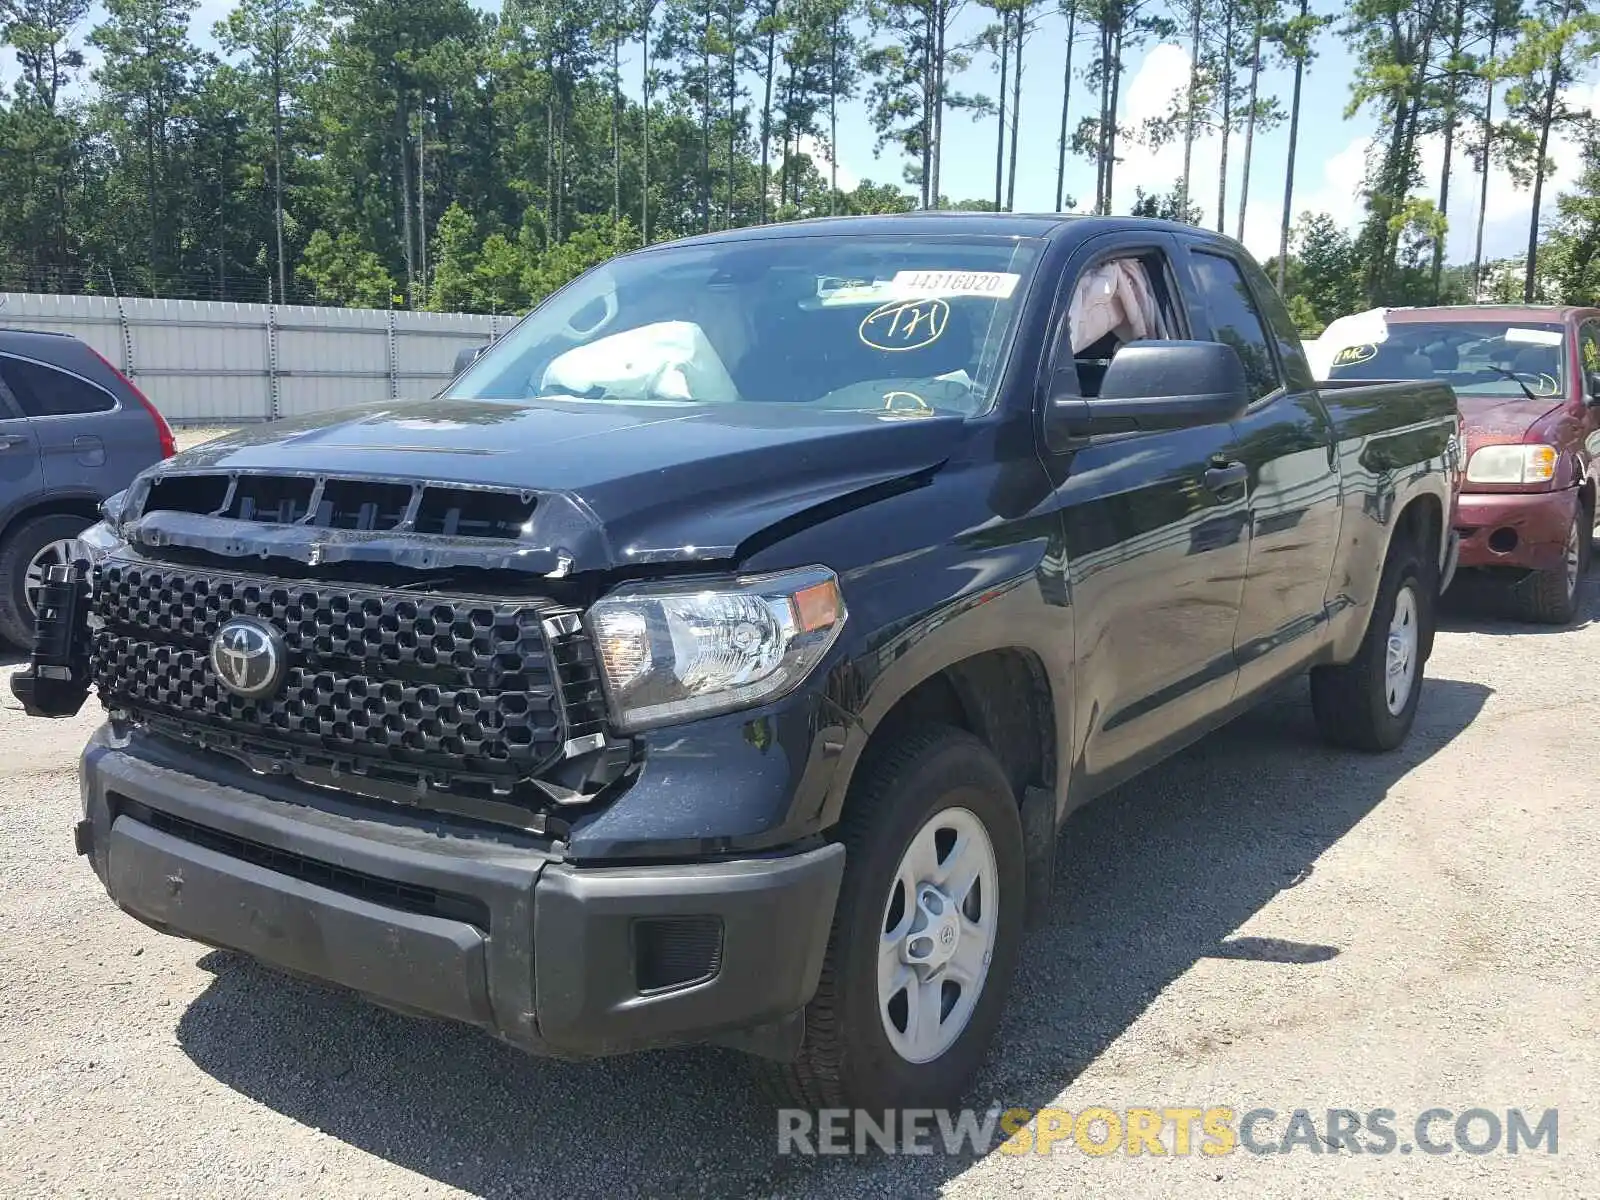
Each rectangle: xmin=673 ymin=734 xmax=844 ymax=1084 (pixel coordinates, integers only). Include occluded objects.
xmin=75 ymin=726 xmax=845 ymax=1059
xmin=1452 ymin=487 xmax=1579 ymax=574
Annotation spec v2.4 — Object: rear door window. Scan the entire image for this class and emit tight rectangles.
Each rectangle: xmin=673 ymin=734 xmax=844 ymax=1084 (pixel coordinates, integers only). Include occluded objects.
xmin=0 ymin=355 xmax=118 ymax=417
xmin=1188 ymin=251 xmax=1282 ymax=401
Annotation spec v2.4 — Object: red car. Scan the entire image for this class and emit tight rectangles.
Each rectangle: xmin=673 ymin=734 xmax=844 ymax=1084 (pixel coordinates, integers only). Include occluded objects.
xmin=1324 ymin=305 xmax=1600 ymax=624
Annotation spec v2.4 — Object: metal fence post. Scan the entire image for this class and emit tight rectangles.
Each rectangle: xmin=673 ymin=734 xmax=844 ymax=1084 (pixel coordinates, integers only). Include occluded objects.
xmin=266 ymin=304 xmax=281 ymax=421
xmin=115 ymin=295 xmax=135 ymax=379
xmin=386 ymin=307 xmax=399 ymax=399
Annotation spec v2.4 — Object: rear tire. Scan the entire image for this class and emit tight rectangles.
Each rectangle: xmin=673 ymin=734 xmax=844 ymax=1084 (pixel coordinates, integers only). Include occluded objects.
xmin=757 ymin=726 xmax=1026 ymax=1112
xmin=1512 ymin=502 xmax=1590 ymax=626
xmin=0 ymin=512 xmax=91 ymax=650
xmin=1310 ymin=535 xmax=1433 ymax=752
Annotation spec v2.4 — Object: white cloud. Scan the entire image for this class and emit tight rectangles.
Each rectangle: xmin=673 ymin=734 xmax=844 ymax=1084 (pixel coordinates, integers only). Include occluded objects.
xmin=795 ymin=133 xmax=860 ymax=192
xmin=1114 ymin=42 xmax=1600 ymax=266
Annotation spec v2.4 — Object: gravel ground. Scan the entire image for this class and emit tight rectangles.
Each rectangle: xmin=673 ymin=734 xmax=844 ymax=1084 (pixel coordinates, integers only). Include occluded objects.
xmin=1 ymin=557 xmax=1596 ymax=1196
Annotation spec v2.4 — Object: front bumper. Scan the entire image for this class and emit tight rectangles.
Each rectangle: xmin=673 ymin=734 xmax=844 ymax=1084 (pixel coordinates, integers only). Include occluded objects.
xmin=1452 ymin=487 xmax=1579 ymax=573
xmin=78 ymin=728 xmax=845 ymax=1059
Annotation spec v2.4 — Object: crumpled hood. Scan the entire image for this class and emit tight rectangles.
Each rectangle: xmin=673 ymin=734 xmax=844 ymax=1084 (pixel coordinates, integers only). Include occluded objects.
xmin=132 ymin=398 xmax=966 ymax=575
xmin=1457 ymin=393 xmax=1562 ymax=453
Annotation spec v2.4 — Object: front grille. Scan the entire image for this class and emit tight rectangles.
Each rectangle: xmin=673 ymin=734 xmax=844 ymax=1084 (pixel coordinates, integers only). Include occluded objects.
xmin=90 ymin=557 xmax=609 ymax=800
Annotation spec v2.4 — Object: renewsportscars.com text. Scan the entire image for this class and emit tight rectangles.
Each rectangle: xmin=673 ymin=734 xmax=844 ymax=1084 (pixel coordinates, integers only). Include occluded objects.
xmin=776 ymin=1106 xmax=1560 ymax=1157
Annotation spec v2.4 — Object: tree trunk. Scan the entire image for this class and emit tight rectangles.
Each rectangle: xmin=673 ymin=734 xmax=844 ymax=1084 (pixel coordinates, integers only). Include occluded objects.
xmin=829 ymin=13 xmax=840 ymax=212
xmin=545 ymin=61 xmax=556 ymax=246
xmin=701 ymin=5 xmax=713 ymax=232
xmin=1364 ymin=91 xmax=1411 ymax=300
xmin=419 ymin=111 xmax=428 ymax=301
xmin=1055 ymin=3 xmax=1075 ymax=210
xmin=1096 ymin=23 xmax=1111 ymax=212
xmin=726 ymin=2 xmax=737 ymax=228
xmin=760 ymin=17 xmax=776 ymax=222
xmin=398 ymin=98 xmax=415 ymax=305
xmin=1385 ymin=23 xmax=1438 ymax=282
xmin=146 ymin=109 xmax=158 ymax=280
xmin=557 ymin=99 xmax=569 ymax=241
xmin=1181 ymin=0 xmax=1201 ymax=212
xmin=1431 ymin=0 xmax=1468 ymax=301
xmin=1236 ymin=23 xmax=1262 ymax=239
xmin=1275 ymin=0 xmax=1308 ymax=295
xmin=780 ymin=63 xmax=795 ymax=207
xmin=995 ymin=10 xmax=1009 ymax=210
xmin=1525 ymin=59 xmax=1561 ymax=302
xmin=931 ymin=0 xmax=946 ymax=205
xmin=614 ymin=23 xmax=623 ymax=224
xmin=1007 ymin=6 xmax=1022 ymax=211
xmin=642 ymin=16 xmax=652 ymax=242
xmin=1471 ymin=28 xmax=1498 ymax=301
xmin=1433 ymin=111 xmax=1456 ymax=302
xmin=272 ymin=47 xmax=287 ymax=303
xmin=1215 ymin=0 xmax=1233 ymax=233
xmin=1105 ymin=27 xmax=1123 ymax=212
xmin=920 ymin=6 xmax=934 ymax=207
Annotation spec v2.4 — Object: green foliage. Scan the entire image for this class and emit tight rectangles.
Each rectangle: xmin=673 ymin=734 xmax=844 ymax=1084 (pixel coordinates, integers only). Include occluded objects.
xmin=1284 ymin=292 xmax=1323 ymax=338
xmin=524 ymin=212 xmax=643 ymax=304
xmin=1128 ymin=184 xmax=1202 ymax=224
xmin=296 ymin=228 xmax=399 ymax=307
xmin=1543 ymin=129 xmax=1600 ymax=303
xmin=0 ymin=0 xmax=1596 ymax=319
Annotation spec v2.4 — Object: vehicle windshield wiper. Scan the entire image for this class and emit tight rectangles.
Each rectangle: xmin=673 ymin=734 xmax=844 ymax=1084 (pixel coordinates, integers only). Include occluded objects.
xmin=1488 ymin=366 xmax=1540 ymax=404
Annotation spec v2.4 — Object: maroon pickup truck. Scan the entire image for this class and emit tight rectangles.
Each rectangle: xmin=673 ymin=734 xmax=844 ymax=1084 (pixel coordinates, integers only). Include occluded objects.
xmin=1325 ymin=305 xmax=1600 ymax=624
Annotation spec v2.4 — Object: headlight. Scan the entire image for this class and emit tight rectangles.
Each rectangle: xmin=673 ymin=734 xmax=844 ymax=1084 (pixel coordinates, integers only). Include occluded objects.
xmin=588 ymin=566 xmax=847 ymax=732
xmin=1465 ymin=443 xmax=1557 ymax=484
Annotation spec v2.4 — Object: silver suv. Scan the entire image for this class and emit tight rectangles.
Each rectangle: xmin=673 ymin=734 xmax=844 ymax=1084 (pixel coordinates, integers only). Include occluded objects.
xmin=0 ymin=328 xmax=174 ymax=647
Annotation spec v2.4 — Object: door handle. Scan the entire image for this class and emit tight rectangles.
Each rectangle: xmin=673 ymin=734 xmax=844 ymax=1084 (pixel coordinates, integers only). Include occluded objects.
xmin=1203 ymin=461 xmax=1248 ymax=492
xmin=0 ymin=434 xmax=28 ymax=449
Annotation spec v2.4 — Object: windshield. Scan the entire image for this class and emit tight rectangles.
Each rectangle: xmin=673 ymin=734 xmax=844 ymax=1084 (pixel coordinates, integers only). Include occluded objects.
xmin=1324 ymin=319 xmax=1568 ymax=399
xmin=444 ymin=233 xmax=1041 ymax=418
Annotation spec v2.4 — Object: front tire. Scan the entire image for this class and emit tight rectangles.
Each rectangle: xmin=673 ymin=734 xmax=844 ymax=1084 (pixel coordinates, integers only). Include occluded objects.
xmin=1310 ymin=536 xmax=1433 ymax=752
xmin=759 ymin=726 xmax=1026 ymax=1111
xmin=1513 ymin=502 xmax=1590 ymax=625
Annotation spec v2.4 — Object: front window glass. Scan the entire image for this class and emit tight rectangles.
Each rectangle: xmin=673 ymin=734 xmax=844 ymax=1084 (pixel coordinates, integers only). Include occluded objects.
xmin=1325 ymin=319 xmax=1568 ymax=399
xmin=445 ymin=234 xmax=1041 ymax=418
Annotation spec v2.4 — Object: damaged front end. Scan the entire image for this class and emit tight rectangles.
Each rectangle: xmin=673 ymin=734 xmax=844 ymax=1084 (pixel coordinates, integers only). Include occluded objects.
xmin=13 ymin=469 xmax=642 ymax=836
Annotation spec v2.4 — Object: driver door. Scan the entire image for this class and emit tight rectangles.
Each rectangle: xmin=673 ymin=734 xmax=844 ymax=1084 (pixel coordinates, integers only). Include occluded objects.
xmin=1039 ymin=233 xmax=1250 ymax=794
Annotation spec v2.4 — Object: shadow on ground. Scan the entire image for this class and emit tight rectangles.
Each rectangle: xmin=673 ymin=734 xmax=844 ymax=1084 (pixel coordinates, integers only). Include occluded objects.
xmin=1438 ymin=562 xmax=1600 ymax=635
xmin=176 ymin=672 xmax=1491 ymax=1198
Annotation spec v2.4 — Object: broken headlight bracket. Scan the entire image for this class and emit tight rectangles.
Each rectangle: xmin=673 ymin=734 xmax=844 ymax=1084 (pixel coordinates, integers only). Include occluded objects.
xmin=10 ymin=560 xmax=93 ymax=719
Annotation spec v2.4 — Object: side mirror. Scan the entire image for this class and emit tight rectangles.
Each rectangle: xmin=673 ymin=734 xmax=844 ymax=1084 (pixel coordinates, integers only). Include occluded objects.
xmin=453 ymin=343 xmax=488 ymax=376
xmin=1044 ymin=340 xmax=1251 ymax=449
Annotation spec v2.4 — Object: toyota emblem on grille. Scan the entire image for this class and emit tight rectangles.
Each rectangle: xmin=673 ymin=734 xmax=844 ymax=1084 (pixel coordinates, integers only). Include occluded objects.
xmin=209 ymin=618 xmax=287 ymax=700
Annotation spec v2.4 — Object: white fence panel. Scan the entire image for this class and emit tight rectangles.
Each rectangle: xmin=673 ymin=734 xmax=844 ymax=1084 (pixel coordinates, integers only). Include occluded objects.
xmin=0 ymin=292 xmax=504 ymax=424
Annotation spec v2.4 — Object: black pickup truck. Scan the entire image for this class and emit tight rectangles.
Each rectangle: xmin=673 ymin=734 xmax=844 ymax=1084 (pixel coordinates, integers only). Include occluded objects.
xmin=15 ymin=215 xmax=1461 ymax=1112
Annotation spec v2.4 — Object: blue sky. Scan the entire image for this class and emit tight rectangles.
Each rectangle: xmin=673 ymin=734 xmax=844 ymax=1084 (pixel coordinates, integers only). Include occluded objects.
xmin=6 ymin=0 xmax=1597 ymax=268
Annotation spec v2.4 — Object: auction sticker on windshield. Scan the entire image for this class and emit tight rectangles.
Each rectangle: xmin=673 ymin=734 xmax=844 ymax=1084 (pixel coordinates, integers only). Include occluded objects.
xmin=892 ymin=270 xmax=1020 ymax=299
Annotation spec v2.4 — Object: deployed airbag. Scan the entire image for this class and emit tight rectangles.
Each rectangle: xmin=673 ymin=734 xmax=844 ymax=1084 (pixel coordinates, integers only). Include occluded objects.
xmin=542 ymin=320 xmax=740 ymax=404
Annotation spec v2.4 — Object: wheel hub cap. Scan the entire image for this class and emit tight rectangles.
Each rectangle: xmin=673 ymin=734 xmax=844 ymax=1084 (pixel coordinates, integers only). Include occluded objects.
xmin=878 ymin=806 xmax=999 ymax=1064
xmin=1384 ymin=584 xmax=1419 ymax=716
xmin=902 ymin=883 xmax=963 ymax=974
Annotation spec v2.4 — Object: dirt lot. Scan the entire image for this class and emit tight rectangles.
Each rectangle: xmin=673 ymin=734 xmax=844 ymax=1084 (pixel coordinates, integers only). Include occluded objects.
xmin=0 ymin=459 xmax=1596 ymax=1195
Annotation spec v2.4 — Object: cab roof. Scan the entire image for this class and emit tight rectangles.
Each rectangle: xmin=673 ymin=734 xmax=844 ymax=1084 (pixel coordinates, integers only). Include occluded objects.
xmin=641 ymin=211 xmax=1239 ymax=250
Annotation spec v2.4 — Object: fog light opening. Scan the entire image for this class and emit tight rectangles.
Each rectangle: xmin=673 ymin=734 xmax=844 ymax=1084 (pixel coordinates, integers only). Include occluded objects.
xmin=1487 ymin=527 xmax=1519 ymax=555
